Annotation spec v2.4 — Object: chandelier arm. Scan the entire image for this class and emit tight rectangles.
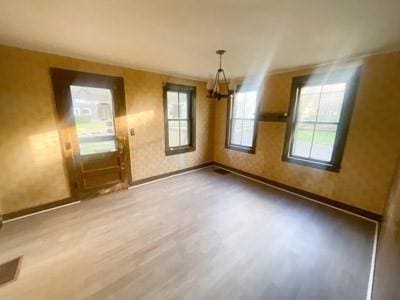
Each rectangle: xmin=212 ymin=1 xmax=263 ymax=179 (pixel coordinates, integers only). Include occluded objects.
xmin=221 ymin=69 xmax=229 ymax=86
xmin=213 ymin=70 xmax=219 ymax=92
xmin=221 ymin=69 xmax=231 ymax=95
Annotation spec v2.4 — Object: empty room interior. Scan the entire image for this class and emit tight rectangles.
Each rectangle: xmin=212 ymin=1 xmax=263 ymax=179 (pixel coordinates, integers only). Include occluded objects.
xmin=0 ymin=1 xmax=399 ymax=299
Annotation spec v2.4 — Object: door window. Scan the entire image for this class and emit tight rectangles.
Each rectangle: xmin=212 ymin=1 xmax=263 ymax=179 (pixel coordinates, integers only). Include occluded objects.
xmin=70 ymin=85 xmax=117 ymax=155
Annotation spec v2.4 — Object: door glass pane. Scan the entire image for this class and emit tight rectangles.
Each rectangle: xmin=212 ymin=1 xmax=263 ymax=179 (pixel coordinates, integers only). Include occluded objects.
xmin=167 ymin=91 xmax=179 ymax=119
xmin=168 ymin=120 xmax=180 ymax=147
xmin=179 ymin=120 xmax=189 ymax=146
xmin=179 ymin=92 xmax=188 ymax=119
xmin=70 ymin=85 xmax=116 ymax=155
xmin=310 ymin=124 xmax=337 ymax=162
xmin=79 ymin=140 xmax=117 ymax=156
xmin=291 ymin=123 xmax=314 ymax=158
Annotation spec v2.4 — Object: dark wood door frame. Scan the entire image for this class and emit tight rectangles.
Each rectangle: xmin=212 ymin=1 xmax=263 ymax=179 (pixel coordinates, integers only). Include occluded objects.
xmin=50 ymin=68 xmax=132 ymax=200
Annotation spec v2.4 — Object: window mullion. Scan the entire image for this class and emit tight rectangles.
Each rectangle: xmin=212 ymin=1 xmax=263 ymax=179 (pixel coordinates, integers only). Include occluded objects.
xmin=240 ymin=91 xmax=247 ymax=145
xmin=230 ymin=97 xmax=235 ymax=145
xmin=187 ymin=92 xmax=191 ymax=144
xmin=289 ymin=88 xmax=302 ymax=156
xmin=178 ymin=91 xmax=181 ymax=146
xmin=308 ymin=123 xmax=317 ymax=158
xmin=308 ymin=86 xmax=324 ymax=158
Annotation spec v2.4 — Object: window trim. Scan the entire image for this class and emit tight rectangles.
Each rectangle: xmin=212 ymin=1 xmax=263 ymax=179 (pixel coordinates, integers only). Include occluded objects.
xmin=225 ymin=84 xmax=259 ymax=154
xmin=282 ymin=68 xmax=361 ymax=172
xmin=163 ymin=83 xmax=196 ymax=156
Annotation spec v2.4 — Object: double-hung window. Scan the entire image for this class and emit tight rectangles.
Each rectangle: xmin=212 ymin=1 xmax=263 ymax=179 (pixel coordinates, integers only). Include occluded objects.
xmin=283 ymin=69 xmax=360 ymax=171
xmin=226 ymin=85 xmax=258 ymax=153
xmin=163 ymin=83 xmax=196 ymax=155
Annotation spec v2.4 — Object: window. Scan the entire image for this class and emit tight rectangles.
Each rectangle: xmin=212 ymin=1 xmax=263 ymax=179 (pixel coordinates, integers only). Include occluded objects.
xmin=97 ymin=103 xmax=112 ymax=120
xmin=163 ymin=83 xmax=196 ymax=155
xmin=70 ymin=86 xmax=116 ymax=155
xmin=226 ymin=85 xmax=258 ymax=153
xmin=283 ymin=68 xmax=360 ymax=171
xmin=81 ymin=107 xmax=92 ymax=116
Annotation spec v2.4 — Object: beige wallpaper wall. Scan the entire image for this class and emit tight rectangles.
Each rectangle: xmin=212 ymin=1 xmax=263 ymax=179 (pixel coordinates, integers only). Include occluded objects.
xmin=1 ymin=44 xmax=398 ymax=216
xmin=213 ymin=52 xmax=400 ymax=215
xmin=0 ymin=45 xmax=214 ymax=214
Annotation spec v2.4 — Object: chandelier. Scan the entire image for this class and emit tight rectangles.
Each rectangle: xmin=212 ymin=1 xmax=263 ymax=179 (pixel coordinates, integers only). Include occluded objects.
xmin=206 ymin=50 xmax=236 ymax=100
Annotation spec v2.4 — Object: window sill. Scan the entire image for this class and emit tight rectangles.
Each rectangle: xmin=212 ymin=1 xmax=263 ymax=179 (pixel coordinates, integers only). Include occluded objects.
xmin=165 ymin=146 xmax=196 ymax=156
xmin=282 ymin=156 xmax=340 ymax=172
xmin=225 ymin=144 xmax=256 ymax=154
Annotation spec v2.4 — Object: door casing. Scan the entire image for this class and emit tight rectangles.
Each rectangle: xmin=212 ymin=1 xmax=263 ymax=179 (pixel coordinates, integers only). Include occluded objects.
xmin=50 ymin=68 xmax=132 ymax=200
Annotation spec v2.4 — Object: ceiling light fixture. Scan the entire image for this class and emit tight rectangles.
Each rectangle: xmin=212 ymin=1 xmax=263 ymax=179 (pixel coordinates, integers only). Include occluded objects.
xmin=206 ymin=50 xmax=236 ymax=100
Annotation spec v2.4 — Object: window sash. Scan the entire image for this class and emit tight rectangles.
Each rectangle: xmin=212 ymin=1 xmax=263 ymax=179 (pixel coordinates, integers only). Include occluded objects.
xmin=229 ymin=118 xmax=256 ymax=147
xmin=164 ymin=84 xmax=196 ymax=155
xmin=283 ymin=68 xmax=360 ymax=172
xmin=289 ymin=83 xmax=345 ymax=164
xmin=167 ymin=119 xmax=190 ymax=147
xmin=289 ymin=121 xmax=339 ymax=163
xmin=227 ymin=88 xmax=258 ymax=151
xmin=166 ymin=90 xmax=191 ymax=148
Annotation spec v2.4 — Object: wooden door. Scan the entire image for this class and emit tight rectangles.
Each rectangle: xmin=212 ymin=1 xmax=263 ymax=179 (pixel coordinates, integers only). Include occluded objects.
xmin=50 ymin=68 xmax=131 ymax=200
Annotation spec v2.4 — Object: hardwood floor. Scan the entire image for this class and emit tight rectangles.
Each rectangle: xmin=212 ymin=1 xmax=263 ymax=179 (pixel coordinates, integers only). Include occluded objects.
xmin=0 ymin=167 xmax=376 ymax=300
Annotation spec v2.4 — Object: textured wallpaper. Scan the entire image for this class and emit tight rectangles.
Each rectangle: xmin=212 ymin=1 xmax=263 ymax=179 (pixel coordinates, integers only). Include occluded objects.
xmin=1 ymin=44 xmax=399 ymax=216
xmin=0 ymin=45 xmax=214 ymax=214
xmin=213 ymin=52 xmax=400 ymax=215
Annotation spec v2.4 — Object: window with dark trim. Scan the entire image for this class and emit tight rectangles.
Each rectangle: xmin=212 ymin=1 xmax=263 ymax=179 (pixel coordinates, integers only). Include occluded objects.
xmin=282 ymin=68 xmax=361 ymax=171
xmin=163 ymin=83 xmax=196 ymax=155
xmin=225 ymin=85 xmax=259 ymax=154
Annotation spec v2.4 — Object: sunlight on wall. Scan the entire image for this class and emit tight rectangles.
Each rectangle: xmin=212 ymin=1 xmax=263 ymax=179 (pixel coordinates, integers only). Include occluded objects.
xmin=306 ymin=59 xmax=363 ymax=83
xmin=214 ymin=51 xmax=400 ymax=214
xmin=126 ymin=110 xmax=157 ymax=149
xmin=0 ymin=44 xmax=213 ymax=214
xmin=0 ymin=126 xmax=70 ymax=213
xmin=29 ymin=130 xmax=63 ymax=166
xmin=127 ymin=110 xmax=155 ymax=129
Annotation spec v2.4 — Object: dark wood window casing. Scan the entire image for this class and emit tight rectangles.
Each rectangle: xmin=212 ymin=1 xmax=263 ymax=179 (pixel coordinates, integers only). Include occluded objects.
xmin=282 ymin=68 xmax=361 ymax=172
xmin=163 ymin=83 xmax=196 ymax=156
xmin=225 ymin=85 xmax=259 ymax=154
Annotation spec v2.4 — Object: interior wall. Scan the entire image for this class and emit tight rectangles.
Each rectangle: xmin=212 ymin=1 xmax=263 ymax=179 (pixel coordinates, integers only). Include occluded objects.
xmin=373 ymin=159 xmax=400 ymax=299
xmin=213 ymin=51 xmax=400 ymax=215
xmin=0 ymin=44 xmax=214 ymax=215
xmin=1 ymin=43 xmax=398 ymax=217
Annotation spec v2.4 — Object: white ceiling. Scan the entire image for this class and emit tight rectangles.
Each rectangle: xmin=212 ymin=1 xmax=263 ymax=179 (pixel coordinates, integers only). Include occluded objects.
xmin=0 ymin=0 xmax=399 ymax=80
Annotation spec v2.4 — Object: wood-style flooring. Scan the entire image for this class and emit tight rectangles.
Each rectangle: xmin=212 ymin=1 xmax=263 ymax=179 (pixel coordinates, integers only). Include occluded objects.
xmin=0 ymin=167 xmax=376 ymax=300
xmin=372 ymin=165 xmax=400 ymax=300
